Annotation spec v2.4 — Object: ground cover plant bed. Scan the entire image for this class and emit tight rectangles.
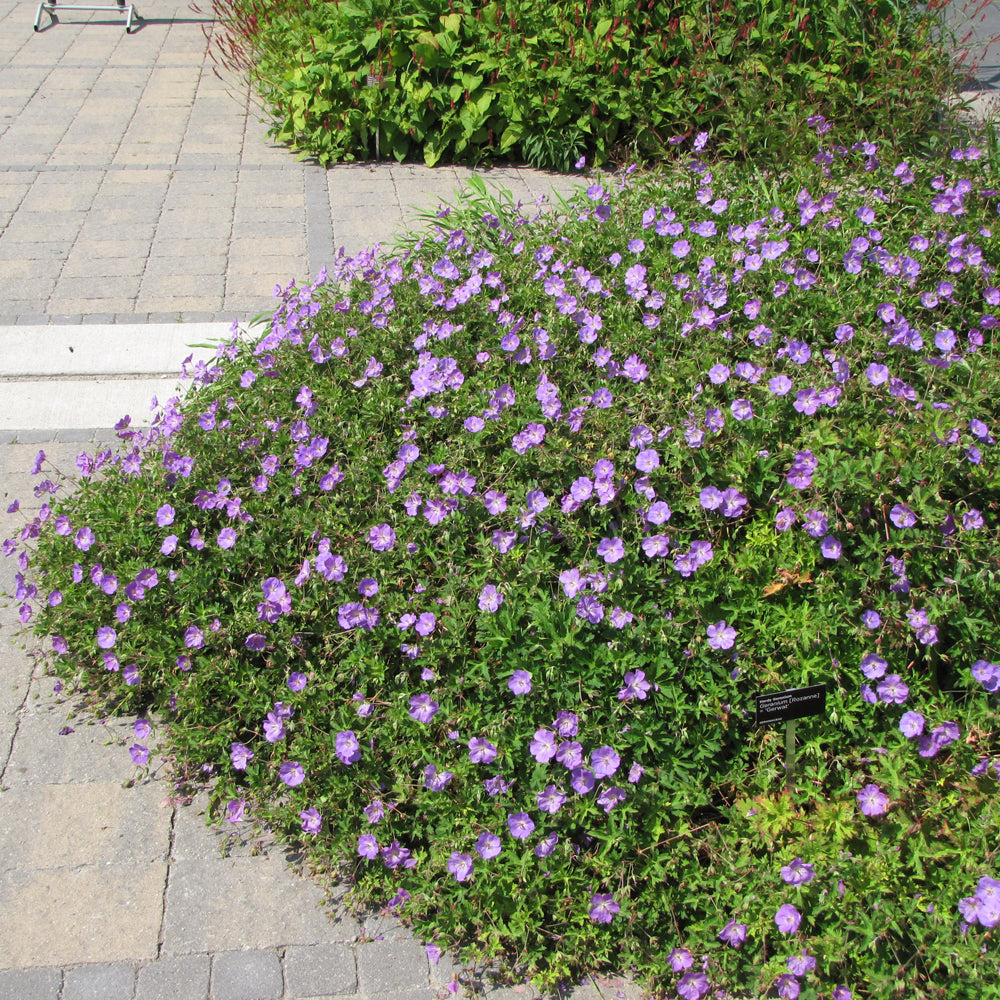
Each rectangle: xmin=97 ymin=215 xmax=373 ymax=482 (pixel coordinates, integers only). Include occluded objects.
xmin=209 ymin=0 xmax=959 ymax=169
xmin=5 ymin=129 xmax=1000 ymax=998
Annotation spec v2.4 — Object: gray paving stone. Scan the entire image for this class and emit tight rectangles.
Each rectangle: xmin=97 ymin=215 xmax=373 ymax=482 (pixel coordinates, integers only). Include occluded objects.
xmin=356 ymin=933 xmax=431 ymax=995
xmin=134 ymin=954 xmax=211 ymax=1000
xmin=161 ymin=854 xmax=360 ymax=955
xmin=210 ymin=950 xmax=283 ymax=1000
xmin=0 ymin=966 xmax=61 ymax=1000
xmin=62 ymin=961 xmax=137 ymax=1000
xmin=283 ymin=944 xmax=357 ymax=998
xmin=0 ymin=780 xmax=171 ymax=875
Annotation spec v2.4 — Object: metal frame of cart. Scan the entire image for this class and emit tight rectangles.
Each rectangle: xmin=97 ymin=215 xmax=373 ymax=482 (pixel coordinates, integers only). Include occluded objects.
xmin=34 ymin=0 xmax=140 ymax=32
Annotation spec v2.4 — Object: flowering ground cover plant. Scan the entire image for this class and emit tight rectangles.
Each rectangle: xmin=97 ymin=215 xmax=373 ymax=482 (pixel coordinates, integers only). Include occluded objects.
xmin=6 ymin=128 xmax=1000 ymax=998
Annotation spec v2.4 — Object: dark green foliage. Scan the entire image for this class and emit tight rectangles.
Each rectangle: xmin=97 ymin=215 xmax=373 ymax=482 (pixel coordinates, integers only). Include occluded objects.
xmin=212 ymin=0 xmax=961 ymax=169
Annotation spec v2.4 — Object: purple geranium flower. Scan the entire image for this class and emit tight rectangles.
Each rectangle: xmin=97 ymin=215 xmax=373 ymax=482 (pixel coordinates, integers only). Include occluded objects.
xmin=508 ymin=670 xmax=531 ymax=695
xmin=890 ymin=503 xmax=917 ymax=528
xmin=279 ymin=761 xmax=305 ymax=787
xmin=507 ymin=812 xmax=535 ymax=839
xmin=597 ymin=537 xmax=624 ymax=563
xmin=476 ymin=832 xmax=501 ymax=859
xmin=591 ymin=745 xmax=621 ymax=778
xmin=676 ymin=971 xmax=710 ymax=1000
xmin=468 ymin=737 xmax=498 ymax=763
xmin=367 ymin=523 xmax=396 ymax=550
xmin=588 ymin=893 xmax=620 ymax=924
xmin=231 ymin=742 xmax=253 ymax=770
xmin=857 ymin=783 xmax=889 ymax=816
xmin=479 ymin=583 xmax=503 ymax=612
xmin=447 ymin=851 xmax=475 ymax=882
xmin=706 ymin=620 xmax=736 ymax=650
xmin=718 ymin=919 xmax=747 ymax=948
xmin=537 ymin=784 xmax=567 ymax=814
xmin=780 ymin=858 xmax=815 ymax=885
xmin=409 ymin=693 xmax=439 ymax=723
xmin=775 ymin=903 xmax=802 ymax=933
xmin=335 ymin=730 xmax=362 ymax=765
xmin=299 ymin=808 xmax=322 ymax=834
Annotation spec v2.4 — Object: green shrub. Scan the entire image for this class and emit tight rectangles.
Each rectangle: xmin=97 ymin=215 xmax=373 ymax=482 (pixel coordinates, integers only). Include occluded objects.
xmin=7 ymin=130 xmax=1000 ymax=998
xmin=222 ymin=0 xmax=961 ymax=169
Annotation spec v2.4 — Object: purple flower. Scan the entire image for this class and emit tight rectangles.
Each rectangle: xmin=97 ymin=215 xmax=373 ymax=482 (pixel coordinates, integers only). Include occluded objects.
xmin=335 ymin=730 xmax=362 ymax=765
xmin=447 ymin=852 xmax=475 ymax=882
xmin=287 ymin=672 xmax=307 ymax=692
xmin=476 ymin=832 xmax=501 ymax=859
xmin=184 ymin=625 xmax=204 ymax=649
xmin=821 ymin=535 xmax=842 ymax=560
xmin=468 ymin=737 xmax=498 ymax=763
xmin=618 ymin=669 xmax=651 ymax=701
xmin=534 ymin=832 xmax=559 ymax=857
xmin=508 ymin=670 xmax=531 ymax=695
xmin=554 ymin=711 xmax=579 ymax=736
xmin=860 ymin=654 xmax=888 ymax=679
xmin=279 ymin=761 xmax=305 ymax=787
xmin=570 ymin=768 xmax=596 ymax=794
xmin=774 ymin=904 xmax=802 ymax=934
xmin=591 ymin=745 xmax=620 ymax=778
xmin=773 ymin=507 xmax=796 ymax=532
xmin=787 ymin=951 xmax=817 ymax=976
xmin=161 ymin=534 xmax=178 ymax=555
xmin=775 ymin=974 xmax=801 ymax=999
xmin=245 ymin=633 xmax=267 ymax=651
xmin=415 ymin=612 xmax=436 ymax=636
xmin=963 ymin=509 xmax=985 ymax=530
xmin=231 ymin=742 xmax=253 ymax=770
xmin=597 ymin=537 xmax=624 ymax=563
xmin=530 ymin=730 xmax=558 ymax=763
xmin=877 ymin=674 xmax=909 ymax=704
xmin=96 ymin=626 xmax=117 ymax=649
xmin=358 ymin=834 xmax=379 ymax=858
xmin=588 ymin=893 xmax=619 ymax=924
xmin=780 ymin=857 xmax=815 ymax=885
xmin=226 ymin=798 xmax=246 ymax=823
xmin=299 ymin=808 xmax=322 ymax=833
xmin=507 ymin=812 xmax=535 ymax=839
xmin=669 ymin=948 xmax=694 ymax=972
xmin=134 ymin=718 xmax=152 ymax=740
xmin=217 ymin=527 xmax=237 ymax=549
xmin=557 ymin=741 xmax=584 ymax=768
xmin=890 ymin=503 xmax=917 ymax=528
xmin=367 ymin=523 xmax=396 ymax=551
xmin=478 ymin=583 xmax=504 ymax=612
xmin=537 ymin=784 xmax=567 ymax=814
xmin=706 ymin=620 xmax=736 ymax=650
xmin=409 ymin=693 xmax=439 ymax=723
xmin=676 ymin=972 xmax=710 ymax=1000
xmin=718 ymin=919 xmax=747 ymax=948
xmin=635 ymin=448 xmax=660 ymax=472
xmin=899 ymin=711 xmax=925 ymax=737
xmin=856 ymin=783 xmax=889 ymax=816
xmin=263 ymin=712 xmax=286 ymax=743
xmin=129 ymin=743 xmax=149 ymax=766
xmin=576 ymin=594 xmax=604 ymax=624
xmin=862 ymin=609 xmax=881 ymax=629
